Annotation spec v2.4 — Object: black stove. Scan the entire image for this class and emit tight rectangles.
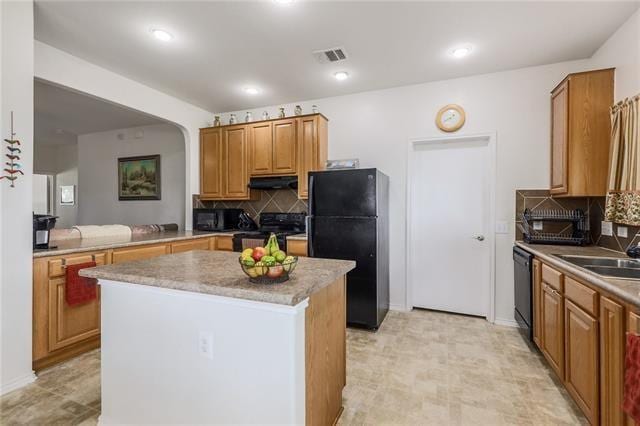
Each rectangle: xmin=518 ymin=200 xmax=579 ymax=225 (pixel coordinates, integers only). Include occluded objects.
xmin=232 ymin=212 xmax=306 ymax=252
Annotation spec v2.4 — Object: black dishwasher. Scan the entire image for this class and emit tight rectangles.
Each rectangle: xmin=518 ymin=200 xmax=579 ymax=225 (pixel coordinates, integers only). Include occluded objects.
xmin=513 ymin=246 xmax=533 ymax=341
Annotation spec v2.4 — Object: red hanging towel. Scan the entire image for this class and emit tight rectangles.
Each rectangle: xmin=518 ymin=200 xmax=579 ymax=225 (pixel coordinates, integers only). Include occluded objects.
xmin=624 ymin=332 xmax=640 ymax=422
xmin=65 ymin=261 xmax=98 ymax=306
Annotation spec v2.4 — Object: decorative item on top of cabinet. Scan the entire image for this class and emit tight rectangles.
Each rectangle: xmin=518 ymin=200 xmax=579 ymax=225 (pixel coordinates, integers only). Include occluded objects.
xmin=229 ymin=113 xmax=237 ymax=125
xmin=262 ymin=111 xmax=269 ymax=120
xmin=278 ymin=107 xmax=285 ymax=118
xmin=213 ymin=116 xmax=221 ymax=127
xmin=312 ymin=105 xmax=318 ymax=114
xmin=550 ymin=68 xmax=614 ymax=197
xmin=245 ymin=112 xmax=252 ymax=123
xmin=294 ymin=105 xmax=302 ymax=116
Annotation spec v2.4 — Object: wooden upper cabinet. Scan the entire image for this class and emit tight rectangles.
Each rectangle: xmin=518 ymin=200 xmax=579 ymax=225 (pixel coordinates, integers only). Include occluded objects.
xmin=249 ymin=122 xmax=273 ymax=175
xmin=273 ymin=119 xmax=297 ymax=174
xmin=600 ymin=296 xmax=625 ymax=426
xmin=564 ymin=300 xmax=599 ymax=424
xmin=297 ymin=115 xmax=328 ymax=199
xmin=223 ymin=125 xmax=251 ymax=199
xmin=200 ymin=114 xmax=327 ymax=200
xmin=550 ymin=68 xmax=614 ymax=197
xmin=200 ymin=129 xmax=223 ymax=199
xmin=551 ymin=81 xmax=569 ymax=195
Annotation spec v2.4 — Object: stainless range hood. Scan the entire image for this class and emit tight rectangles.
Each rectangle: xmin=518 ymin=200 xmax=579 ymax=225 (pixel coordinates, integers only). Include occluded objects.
xmin=248 ymin=176 xmax=298 ymax=190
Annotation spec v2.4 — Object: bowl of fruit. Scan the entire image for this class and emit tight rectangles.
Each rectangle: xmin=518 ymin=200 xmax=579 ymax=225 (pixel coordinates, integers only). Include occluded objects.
xmin=239 ymin=233 xmax=298 ymax=284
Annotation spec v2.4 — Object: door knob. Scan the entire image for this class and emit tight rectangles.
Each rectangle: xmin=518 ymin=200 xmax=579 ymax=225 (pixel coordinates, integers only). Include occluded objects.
xmin=473 ymin=235 xmax=485 ymax=241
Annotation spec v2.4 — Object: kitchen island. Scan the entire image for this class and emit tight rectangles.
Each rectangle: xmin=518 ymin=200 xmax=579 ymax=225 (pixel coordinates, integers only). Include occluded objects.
xmin=81 ymin=250 xmax=355 ymax=425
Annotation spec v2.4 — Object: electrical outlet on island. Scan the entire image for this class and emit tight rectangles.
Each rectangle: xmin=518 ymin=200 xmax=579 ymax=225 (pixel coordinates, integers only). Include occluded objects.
xmin=199 ymin=331 xmax=214 ymax=360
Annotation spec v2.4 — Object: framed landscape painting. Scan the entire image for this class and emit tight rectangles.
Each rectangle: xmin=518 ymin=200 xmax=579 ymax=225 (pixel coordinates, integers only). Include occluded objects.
xmin=118 ymin=155 xmax=161 ymax=200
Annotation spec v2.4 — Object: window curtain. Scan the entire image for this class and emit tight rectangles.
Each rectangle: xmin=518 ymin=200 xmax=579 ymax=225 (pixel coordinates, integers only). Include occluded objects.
xmin=605 ymin=95 xmax=640 ymax=225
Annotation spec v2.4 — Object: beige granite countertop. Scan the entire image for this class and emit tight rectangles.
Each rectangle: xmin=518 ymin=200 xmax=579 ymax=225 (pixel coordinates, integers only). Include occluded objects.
xmin=286 ymin=233 xmax=308 ymax=241
xmin=515 ymin=241 xmax=640 ymax=307
xmin=80 ymin=250 xmax=355 ymax=306
xmin=33 ymin=231 xmax=237 ymax=258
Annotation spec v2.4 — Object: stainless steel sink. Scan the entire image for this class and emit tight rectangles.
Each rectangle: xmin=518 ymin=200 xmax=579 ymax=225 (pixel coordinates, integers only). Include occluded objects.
xmin=554 ymin=255 xmax=640 ymax=280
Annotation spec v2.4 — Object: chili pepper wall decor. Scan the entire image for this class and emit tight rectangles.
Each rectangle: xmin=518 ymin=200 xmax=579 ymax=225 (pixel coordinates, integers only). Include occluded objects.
xmin=1 ymin=112 xmax=24 ymax=188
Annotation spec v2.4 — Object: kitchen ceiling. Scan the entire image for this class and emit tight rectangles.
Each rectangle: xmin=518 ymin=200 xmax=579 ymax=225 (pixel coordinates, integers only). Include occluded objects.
xmin=34 ymin=1 xmax=639 ymax=113
xmin=35 ymin=80 xmax=164 ymax=145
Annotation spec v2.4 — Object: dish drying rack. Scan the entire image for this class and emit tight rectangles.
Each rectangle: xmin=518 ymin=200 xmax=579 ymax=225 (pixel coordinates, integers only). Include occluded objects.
xmin=521 ymin=208 xmax=589 ymax=246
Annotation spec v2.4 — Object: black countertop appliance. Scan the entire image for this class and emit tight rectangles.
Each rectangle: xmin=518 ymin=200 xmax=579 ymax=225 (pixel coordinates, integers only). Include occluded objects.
xmin=193 ymin=208 xmax=243 ymax=232
xmin=308 ymin=168 xmax=389 ymax=330
xmin=513 ymin=245 xmax=534 ymax=341
xmin=33 ymin=214 xmax=57 ymax=250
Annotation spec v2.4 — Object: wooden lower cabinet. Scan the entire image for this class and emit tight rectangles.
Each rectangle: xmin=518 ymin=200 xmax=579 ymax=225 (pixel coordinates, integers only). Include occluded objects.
xmin=305 ymin=276 xmax=346 ymax=425
xmin=33 ymin=251 xmax=108 ymax=370
xmin=600 ymin=296 xmax=625 ymax=426
xmin=533 ymin=259 xmax=542 ymax=347
xmin=565 ymin=300 xmax=599 ymax=424
xmin=533 ymin=260 xmax=634 ymax=425
xmin=541 ymin=283 xmax=565 ymax=377
xmin=34 ymin=236 xmax=224 ymax=370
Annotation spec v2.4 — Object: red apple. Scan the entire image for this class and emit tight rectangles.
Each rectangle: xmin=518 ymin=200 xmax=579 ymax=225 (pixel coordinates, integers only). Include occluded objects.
xmin=252 ymin=247 xmax=267 ymax=262
xmin=267 ymin=265 xmax=284 ymax=278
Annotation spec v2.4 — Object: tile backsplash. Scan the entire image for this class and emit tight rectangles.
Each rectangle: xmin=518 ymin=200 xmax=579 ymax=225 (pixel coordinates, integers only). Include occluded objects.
xmin=515 ymin=189 xmax=640 ymax=253
xmin=193 ymin=189 xmax=308 ymax=224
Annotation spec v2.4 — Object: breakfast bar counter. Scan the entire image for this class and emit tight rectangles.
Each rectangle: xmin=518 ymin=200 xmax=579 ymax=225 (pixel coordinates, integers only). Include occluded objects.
xmin=81 ymin=250 xmax=355 ymax=425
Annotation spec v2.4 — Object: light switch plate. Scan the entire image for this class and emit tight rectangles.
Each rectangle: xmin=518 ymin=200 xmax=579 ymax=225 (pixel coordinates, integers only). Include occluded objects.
xmin=617 ymin=226 xmax=628 ymax=238
xmin=533 ymin=221 xmax=543 ymax=231
xmin=602 ymin=221 xmax=613 ymax=236
xmin=495 ymin=221 xmax=509 ymax=234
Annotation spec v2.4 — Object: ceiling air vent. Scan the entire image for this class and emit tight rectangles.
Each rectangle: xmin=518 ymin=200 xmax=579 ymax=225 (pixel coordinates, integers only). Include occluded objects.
xmin=313 ymin=47 xmax=348 ymax=64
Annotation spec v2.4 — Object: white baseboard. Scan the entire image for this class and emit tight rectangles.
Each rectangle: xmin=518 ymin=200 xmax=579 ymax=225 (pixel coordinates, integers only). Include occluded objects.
xmin=493 ymin=318 xmax=520 ymax=328
xmin=389 ymin=303 xmax=410 ymax=312
xmin=0 ymin=371 xmax=36 ymax=396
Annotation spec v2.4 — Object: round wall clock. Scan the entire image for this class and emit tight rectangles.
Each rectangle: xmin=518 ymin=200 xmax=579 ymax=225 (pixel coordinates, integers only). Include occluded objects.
xmin=435 ymin=104 xmax=466 ymax=132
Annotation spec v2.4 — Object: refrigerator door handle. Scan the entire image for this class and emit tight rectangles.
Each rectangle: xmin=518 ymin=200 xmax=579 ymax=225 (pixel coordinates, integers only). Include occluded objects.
xmin=307 ymin=216 xmax=315 ymax=257
xmin=308 ymin=174 xmax=315 ymax=215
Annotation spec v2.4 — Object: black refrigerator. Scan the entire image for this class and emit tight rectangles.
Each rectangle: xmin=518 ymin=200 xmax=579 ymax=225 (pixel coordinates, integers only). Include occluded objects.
xmin=308 ymin=168 xmax=389 ymax=329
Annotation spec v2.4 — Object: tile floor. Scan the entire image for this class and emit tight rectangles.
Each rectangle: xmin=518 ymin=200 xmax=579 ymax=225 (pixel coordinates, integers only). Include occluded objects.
xmin=1 ymin=310 xmax=585 ymax=425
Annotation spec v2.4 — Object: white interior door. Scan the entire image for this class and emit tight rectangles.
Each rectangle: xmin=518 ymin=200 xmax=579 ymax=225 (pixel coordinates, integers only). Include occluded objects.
xmin=409 ymin=137 xmax=491 ymax=317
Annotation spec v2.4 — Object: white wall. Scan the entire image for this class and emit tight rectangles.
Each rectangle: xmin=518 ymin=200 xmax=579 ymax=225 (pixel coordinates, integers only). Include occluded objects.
xmin=34 ymin=41 xmax=212 ymax=230
xmin=34 ymin=143 xmax=79 ymax=228
xmin=218 ymin=59 xmax=596 ymax=321
xmin=0 ymin=0 xmax=36 ymax=394
xmin=77 ymin=124 xmax=185 ymax=227
xmin=590 ymin=9 xmax=640 ymax=101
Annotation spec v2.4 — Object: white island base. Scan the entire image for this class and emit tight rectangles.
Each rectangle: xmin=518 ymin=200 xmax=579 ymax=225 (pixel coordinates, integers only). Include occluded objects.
xmin=97 ymin=276 xmax=346 ymax=425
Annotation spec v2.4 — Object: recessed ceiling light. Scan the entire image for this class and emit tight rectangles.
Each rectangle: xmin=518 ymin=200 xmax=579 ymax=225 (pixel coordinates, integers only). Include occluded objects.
xmin=451 ymin=46 xmax=472 ymax=58
xmin=151 ymin=29 xmax=173 ymax=42
xmin=244 ymin=87 xmax=260 ymax=95
xmin=334 ymin=71 xmax=349 ymax=81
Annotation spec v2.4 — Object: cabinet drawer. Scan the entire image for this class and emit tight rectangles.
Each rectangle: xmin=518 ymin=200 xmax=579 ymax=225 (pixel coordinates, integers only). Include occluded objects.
xmin=112 ymin=244 xmax=169 ymax=264
xmin=171 ymin=238 xmax=211 ymax=254
xmin=48 ymin=252 xmax=108 ymax=278
xmin=564 ymin=277 xmax=597 ymax=317
xmin=216 ymin=236 xmax=234 ymax=251
xmin=542 ymin=264 xmax=564 ymax=292
xmin=287 ymin=239 xmax=307 ymax=257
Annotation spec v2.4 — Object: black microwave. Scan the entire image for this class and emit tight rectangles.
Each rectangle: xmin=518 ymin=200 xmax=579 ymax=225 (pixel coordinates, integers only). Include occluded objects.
xmin=193 ymin=208 xmax=242 ymax=232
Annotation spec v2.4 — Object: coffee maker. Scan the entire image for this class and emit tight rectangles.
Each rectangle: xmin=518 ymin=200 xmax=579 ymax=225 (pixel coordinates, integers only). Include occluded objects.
xmin=33 ymin=214 xmax=57 ymax=250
